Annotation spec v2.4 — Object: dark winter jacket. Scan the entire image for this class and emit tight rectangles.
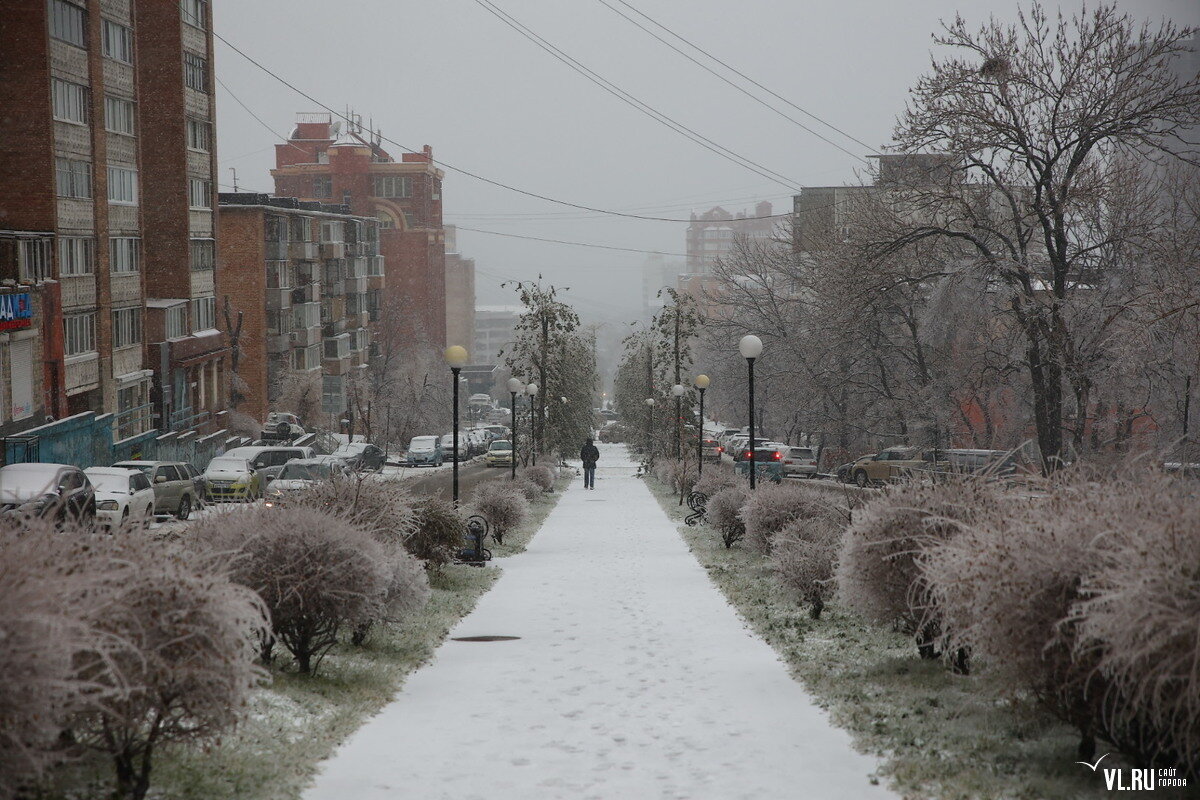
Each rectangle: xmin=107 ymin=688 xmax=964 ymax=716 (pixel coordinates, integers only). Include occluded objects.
xmin=580 ymin=444 xmax=600 ymax=467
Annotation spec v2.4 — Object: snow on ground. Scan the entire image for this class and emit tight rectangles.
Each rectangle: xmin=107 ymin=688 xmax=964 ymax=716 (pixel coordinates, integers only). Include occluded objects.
xmin=303 ymin=444 xmax=896 ymax=800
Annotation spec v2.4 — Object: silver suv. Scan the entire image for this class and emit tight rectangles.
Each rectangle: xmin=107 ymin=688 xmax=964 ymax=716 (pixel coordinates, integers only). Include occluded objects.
xmin=112 ymin=461 xmax=198 ymax=520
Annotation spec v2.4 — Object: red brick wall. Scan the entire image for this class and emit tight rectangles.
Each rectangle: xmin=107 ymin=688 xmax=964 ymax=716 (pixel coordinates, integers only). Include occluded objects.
xmin=215 ymin=209 xmax=268 ymax=420
xmin=0 ymin=1 xmax=55 ymax=232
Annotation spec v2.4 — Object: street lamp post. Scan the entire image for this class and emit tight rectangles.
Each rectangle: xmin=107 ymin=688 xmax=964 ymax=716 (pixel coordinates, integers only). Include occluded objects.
xmin=694 ymin=374 xmax=710 ymax=476
xmin=739 ymin=335 xmax=763 ymax=489
xmin=644 ymin=397 xmax=656 ymax=458
xmin=444 ymin=345 xmax=469 ymax=504
xmin=526 ymin=382 xmax=539 ymax=466
xmin=671 ymin=384 xmax=686 ymax=460
xmin=507 ymin=377 xmax=522 ymax=480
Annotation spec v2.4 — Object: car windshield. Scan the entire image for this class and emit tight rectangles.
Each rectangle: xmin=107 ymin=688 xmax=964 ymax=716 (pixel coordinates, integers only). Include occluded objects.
xmin=208 ymin=458 xmax=249 ymax=472
xmin=0 ymin=468 xmax=59 ymax=499
xmin=489 ymin=441 xmax=512 ymax=451
xmin=410 ymin=437 xmax=436 ymax=449
xmin=333 ymin=443 xmax=366 ymax=456
xmin=278 ymin=463 xmax=331 ymax=481
xmin=88 ymin=472 xmax=132 ymax=493
xmin=792 ymin=449 xmax=814 ymax=458
xmin=115 ymin=462 xmax=154 ymax=477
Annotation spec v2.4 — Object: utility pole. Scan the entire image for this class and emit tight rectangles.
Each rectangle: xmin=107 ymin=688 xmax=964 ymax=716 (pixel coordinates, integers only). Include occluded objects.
xmin=539 ymin=309 xmax=548 ymax=460
xmin=673 ymin=304 xmax=681 ymax=460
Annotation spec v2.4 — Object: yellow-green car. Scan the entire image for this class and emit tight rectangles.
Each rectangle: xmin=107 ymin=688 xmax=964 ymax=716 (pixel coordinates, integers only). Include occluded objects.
xmin=203 ymin=456 xmax=263 ymax=502
xmin=485 ymin=440 xmax=514 ymax=468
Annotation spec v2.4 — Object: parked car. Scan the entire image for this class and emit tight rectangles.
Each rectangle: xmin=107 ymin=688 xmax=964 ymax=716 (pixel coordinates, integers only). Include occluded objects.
xmin=0 ymin=463 xmax=95 ymax=523
xmin=781 ymin=446 xmax=818 ymax=478
xmin=405 ymin=435 xmax=444 ymax=467
xmin=85 ymin=467 xmax=155 ymax=527
xmin=485 ymin=439 xmax=514 ymax=467
xmin=265 ymin=458 xmax=350 ymax=504
xmin=262 ymin=411 xmax=306 ymax=440
xmin=836 ymin=457 xmax=870 ymax=483
xmin=221 ymin=445 xmax=314 ymax=483
xmin=439 ymin=433 xmax=469 ymax=463
xmin=203 ymin=457 xmax=262 ymax=502
xmin=112 ymin=460 xmax=199 ymax=520
xmin=331 ymin=441 xmax=386 ymax=472
xmin=482 ymin=424 xmax=511 ymax=441
xmin=849 ymin=447 xmax=943 ymax=487
xmin=180 ymin=462 xmax=207 ymax=509
xmin=728 ymin=436 xmax=750 ymax=460
xmin=734 ymin=447 xmax=784 ymax=482
xmin=700 ymin=438 xmax=724 ymax=463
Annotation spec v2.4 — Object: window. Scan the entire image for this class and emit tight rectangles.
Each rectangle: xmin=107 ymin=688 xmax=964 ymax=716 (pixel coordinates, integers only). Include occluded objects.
xmin=57 ymin=237 xmax=94 ymax=276
xmin=18 ymin=240 xmax=52 ymax=283
xmin=51 ymin=78 xmax=88 ymax=123
xmin=112 ymin=307 xmax=141 ymax=348
xmin=293 ymin=344 xmax=321 ymax=371
xmin=313 ymin=176 xmax=331 ymax=198
xmin=402 ymin=211 xmax=417 ymax=229
xmin=101 ymin=19 xmax=133 ymax=63
xmin=185 ymin=118 xmax=211 ymax=152
xmin=55 ymin=157 xmax=92 ymax=198
xmin=107 ymin=166 xmax=137 ymax=204
xmin=109 ymin=237 xmax=140 ymax=272
xmin=181 ymin=0 xmax=208 ymax=28
xmin=64 ymin=312 xmax=96 ymax=356
xmin=183 ymin=52 xmax=208 ymax=92
xmin=189 ymin=238 xmax=214 ymax=271
xmin=289 ymin=216 xmax=311 ymax=242
xmin=104 ymin=96 xmax=135 ymax=135
xmin=377 ymin=212 xmax=396 ymax=229
xmin=165 ymin=305 xmax=188 ymax=339
xmin=49 ymin=0 xmax=86 ymax=47
xmin=188 ymin=178 xmax=211 ymax=209
xmin=191 ymin=296 xmax=216 ymax=332
xmin=372 ymin=175 xmax=412 ymax=198
xmin=320 ymin=220 xmax=343 ymax=242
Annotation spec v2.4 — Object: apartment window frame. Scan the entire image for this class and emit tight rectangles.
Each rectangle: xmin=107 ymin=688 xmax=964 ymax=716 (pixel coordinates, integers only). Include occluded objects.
xmin=112 ymin=307 xmax=141 ymax=349
xmin=372 ymin=175 xmax=412 ymax=199
xmin=185 ymin=117 xmax=212 ymax=152
xmin=49 ymin=0 xmax=86 ymax=48
xmin=312 ymin=176 xmax=332 ymax=199
xmin=165 ymin=305 xmax=188 ymax=339
xmin=18 ymin=240 xmax=52 ymax=283
xmin=189 ymin=238 xmax=215 ymax=271
xmin=64 ymin=312 xmax=96 ymax=357
xmin=55 ymin=157 xmax=92 ymax=199
xmin=57 ymin=237 xmax=94 ymax=276
xmin=288 ymin=216 xmax=312 ymax=242
xmin=104 ymin=95 xmax=136 ymax=136
xmin=181 ymin=0 xmax=208 ymax=29
xmin=319 ymin=220 xmax=343 ymax=243
xmin=101 ymin=18 xmax=134 ymax=64
xmin=109 ymin=237 xmax=141 ymax=273
xmin=183 ymin=52 xmax=208 ymax=92
xmin=191 ymin=296 xmax=216 ymax=332
xmin=107 ymin=165 xmax=138 ymax=205
xmin=51 ymin=78 xmax=88 ymax=124
xmin=188 ymin=178 xmax=212 ymax=209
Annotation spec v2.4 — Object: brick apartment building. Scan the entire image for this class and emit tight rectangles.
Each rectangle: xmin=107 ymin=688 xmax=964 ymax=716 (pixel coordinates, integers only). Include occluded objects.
xmin=685 ymin=202 xmax=777 ymax=275
xmin=0 ymin=0 xmax=226 ymax=444
xmin=218 ymin=193 xmax=383 ymax=423
xmin=443 ymin=225 xmax=475 ymax=353
xmin=270 ymin=115 xmax=447 ymax=348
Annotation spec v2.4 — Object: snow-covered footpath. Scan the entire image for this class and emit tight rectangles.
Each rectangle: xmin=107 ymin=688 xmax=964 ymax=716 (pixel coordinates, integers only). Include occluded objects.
xmin=303 ymin=444 xmax=896 ymax=800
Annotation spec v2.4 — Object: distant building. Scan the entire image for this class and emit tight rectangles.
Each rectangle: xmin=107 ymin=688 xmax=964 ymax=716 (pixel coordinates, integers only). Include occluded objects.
xmin=641 ymin=255 xmax=684 ymax=321
xmin=270 ymin=114 xmax=447 ymax=347
xmin=218 ymin=194 xmax=383 ymax=422
xmin=685 ymin=202 xmax=776 ymax=274
xmin=0 ymin=0 xmax=226 ymax=442
xmin=443 ymin=226 xmax=476 ymax=353
xmin=474 ymin=305 xmax=522 ymax=365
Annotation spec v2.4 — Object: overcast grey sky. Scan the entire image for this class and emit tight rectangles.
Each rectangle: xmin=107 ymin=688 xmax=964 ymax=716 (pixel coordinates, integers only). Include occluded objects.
xmin=213 ymin=0 xmax=1199 ymax=328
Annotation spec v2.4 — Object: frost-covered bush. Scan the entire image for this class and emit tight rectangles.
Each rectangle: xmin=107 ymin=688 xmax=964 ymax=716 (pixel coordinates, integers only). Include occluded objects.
xmin=772 ymin=515 xmax=843 ymax=619
xmin=408 ymin=496 xmax=469 ymax=567
xmin=707 ymin=486 xmax=749 ymax=549
xmin=288 ymin=475 xmax=417 ymax=548
xmin=471 ymin=481 xmax=529 ymax=544
xmin=693 ymin=465 xmax=737 ymax=498
xmin=189 ymin=506 xmax=388 ymax=674
xmin=837 ymin=479 xmax=1001 ymax=659
xmin=522 ymin=465 xmax=555 ymax=492
xmin=741 ymin=482 xmax=837 ymax=555
xmin=1073 ymin=472 xmax=1200 ymax=773
xmin=513 ymin=477 xmax=542 ymax=501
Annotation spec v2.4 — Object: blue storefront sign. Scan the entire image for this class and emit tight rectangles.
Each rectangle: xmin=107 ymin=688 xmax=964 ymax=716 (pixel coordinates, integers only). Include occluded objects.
xmin=0 ymin=293 xmax=32 ymax=332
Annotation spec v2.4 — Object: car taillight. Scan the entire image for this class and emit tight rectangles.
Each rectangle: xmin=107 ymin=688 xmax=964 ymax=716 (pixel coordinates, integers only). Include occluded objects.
xmin=773 ymin=452 xmax=781 ymax=460
xmin=717 ymin=446 xmax=724 ymax=453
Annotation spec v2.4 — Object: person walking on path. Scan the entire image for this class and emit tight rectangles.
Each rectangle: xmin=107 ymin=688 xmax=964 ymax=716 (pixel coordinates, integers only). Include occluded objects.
xmin=580 ymin=438 xmax=600 ymax=489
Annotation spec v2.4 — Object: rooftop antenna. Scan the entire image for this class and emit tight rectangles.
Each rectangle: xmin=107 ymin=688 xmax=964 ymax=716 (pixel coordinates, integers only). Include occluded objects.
xmin=229 ymin=166 xmax=239 ymax=192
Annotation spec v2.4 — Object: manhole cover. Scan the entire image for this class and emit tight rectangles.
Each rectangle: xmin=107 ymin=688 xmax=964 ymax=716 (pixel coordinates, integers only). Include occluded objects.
xmin=451 ymin=635 xmax=521 ymax=642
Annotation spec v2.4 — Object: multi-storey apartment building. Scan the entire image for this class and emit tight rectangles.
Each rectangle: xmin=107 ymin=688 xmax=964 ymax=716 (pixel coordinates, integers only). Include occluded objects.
xmin=218 ymin=194 xmax=382 ymax=423
xmin=0 ymin=0 xmax=225 ymax=445
xmin=443 ymin=226 xmax=476 ymax=353
xmin=685 ymin=202 xmax=776 ymax=274
xmin=270 ymin=115 xmax=447 ymax=347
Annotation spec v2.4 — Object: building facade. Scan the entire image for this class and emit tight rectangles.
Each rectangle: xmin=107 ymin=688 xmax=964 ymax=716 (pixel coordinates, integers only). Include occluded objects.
xmin=270 ymin=115 xmax=447 ymax=348
xmin=443 ymin=225 xmax=476 ymax=353
xmin=218 ymin=194 xmax=382 ymax=423
xmin=0 ymin=0 xmax=225 ymax=448
xmin=473 ymin=305 xmax=521 ymax=366
xmin=685 ymin=201 xmax=776 ymax=274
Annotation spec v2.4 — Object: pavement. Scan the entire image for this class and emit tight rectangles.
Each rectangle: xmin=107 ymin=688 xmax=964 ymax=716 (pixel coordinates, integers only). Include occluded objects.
xmin=302 ymin=443 xmax=896 ymax=800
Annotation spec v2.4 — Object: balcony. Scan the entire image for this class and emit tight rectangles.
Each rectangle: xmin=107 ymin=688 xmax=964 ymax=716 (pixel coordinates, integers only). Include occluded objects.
xmin=266 ymin=287 xmax=292 ymax=310
xmin=65 ymin=353 xmax=100 ymax=394
xmin=291 ymin=326 xmax=321 ymax=347
xmin=366 ymin=255 xmax=384 ymax=276
xmin=266 ymin=333 xmax=290 ymax=354
xmin=345 ymin=257 xmax=366 ymax=278
xmin=265 ymin=240 xmax=287 ymax=260
xmin=290 ymin=283 xmax=319 ymax=304
xmin=320 ymin=241 xmax=345 ymax=259
xmin=60 ymin=274 xmax=97 ymax=309
xmin=344 ymin=276 xmax=367 ymax=294
xmin=289 ymin=241 xmax=317 ymax=260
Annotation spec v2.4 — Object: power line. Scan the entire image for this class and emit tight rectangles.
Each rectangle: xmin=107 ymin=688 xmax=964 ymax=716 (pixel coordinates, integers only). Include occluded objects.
xmin=453 ymin=225 xmax=689 ymax=256
xmin=593 ymin=0 xmax=869 ymax=164
xmin=471 ymin=0 xmax=804 ymax=191
xmin=215 ymin=75 xmax=309 ymax=159
xmin=610 ymin=0 xmax=877 ymax=153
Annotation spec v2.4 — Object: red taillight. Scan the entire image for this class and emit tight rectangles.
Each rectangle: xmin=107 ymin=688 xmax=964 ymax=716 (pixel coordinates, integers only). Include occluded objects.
xmin=743 ymin=451 xmax=752 ymax=459
xmin=773 ymin=452 xmax=781 ymax=460
xmin=717 ymin=446 xmax=724 ymax=453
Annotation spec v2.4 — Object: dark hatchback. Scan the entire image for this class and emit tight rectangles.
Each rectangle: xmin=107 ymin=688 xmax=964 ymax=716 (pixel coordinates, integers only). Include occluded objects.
xmin=0 ymin=463 xmax=96 ymax=522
